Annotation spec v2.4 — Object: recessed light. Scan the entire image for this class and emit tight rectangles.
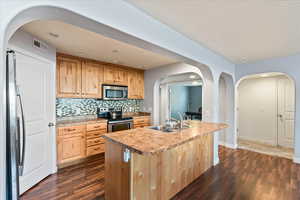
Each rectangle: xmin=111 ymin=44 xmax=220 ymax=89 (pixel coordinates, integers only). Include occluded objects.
xmin=260 ymin=74 xmax=269 ymax=77
xmin=48 ymin=32 xmax=59 ymax=38
xmin=189 ymin=75 xmax=196 ymax=79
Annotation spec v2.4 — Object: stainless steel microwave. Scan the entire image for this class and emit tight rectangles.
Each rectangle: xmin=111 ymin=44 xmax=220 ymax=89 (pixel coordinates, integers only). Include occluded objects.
xmin=102 ymin=85 xmax=128 ymax=100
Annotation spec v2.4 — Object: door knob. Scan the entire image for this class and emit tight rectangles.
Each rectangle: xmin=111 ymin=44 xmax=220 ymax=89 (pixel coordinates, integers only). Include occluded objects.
xmin=48 ymin=122 xmax=56 ymax=127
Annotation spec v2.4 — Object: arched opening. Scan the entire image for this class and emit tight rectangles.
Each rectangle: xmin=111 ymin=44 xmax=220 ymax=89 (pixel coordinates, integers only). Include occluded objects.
xmin=3 ymin=5 xmax=217 ymax=199
xmin=149 ymin=62 xmax=213 ymax=126
xmin=218 ymin=72 xmax=235 ymax=148
xmin=159 ymin=72 xmax=203 ymax=124
xmin=236 ymin=72 xmax=296 ymax=159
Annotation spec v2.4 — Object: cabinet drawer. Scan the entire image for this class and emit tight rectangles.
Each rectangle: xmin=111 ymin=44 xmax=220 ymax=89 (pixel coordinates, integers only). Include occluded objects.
xmin=133 ymin=116 xmax=150 ymax=124
xmin=87 ymin=137 xmax=105 ymax=147
xmin=87 ymin=144 xmax=105 ymax=156
xmin=86 ymin=123 xmax=107 ymax=132
xmin=86 ymin=130 xmax=106 ymax=139
xmin=58 ymin=125 xmax=85 ymax=136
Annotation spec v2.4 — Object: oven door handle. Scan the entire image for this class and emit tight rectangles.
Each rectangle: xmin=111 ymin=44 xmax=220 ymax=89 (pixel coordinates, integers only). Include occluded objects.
xmin=108 ymin=119 xmax=133 ymax=124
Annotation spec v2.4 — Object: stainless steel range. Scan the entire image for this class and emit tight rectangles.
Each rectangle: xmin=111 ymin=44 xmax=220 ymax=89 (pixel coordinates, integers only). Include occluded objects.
xmin=97 ymin=107 xmax=133 ymax=132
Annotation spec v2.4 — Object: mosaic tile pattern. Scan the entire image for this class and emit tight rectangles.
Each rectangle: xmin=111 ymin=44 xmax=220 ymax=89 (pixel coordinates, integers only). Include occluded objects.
xmin=56 ymin=98 xmax=144 ymax=117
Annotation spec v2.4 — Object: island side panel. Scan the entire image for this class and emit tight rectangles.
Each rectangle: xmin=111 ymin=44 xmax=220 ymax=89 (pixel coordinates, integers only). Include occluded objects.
xmin=105 ymin=140 xmax=130 ymax=200
xmin=130 ymin=133 xmax=213 ymax=200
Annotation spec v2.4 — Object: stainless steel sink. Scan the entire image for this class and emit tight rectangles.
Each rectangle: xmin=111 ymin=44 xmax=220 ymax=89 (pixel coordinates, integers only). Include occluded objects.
xmin=148 ymin=126 xmax=174 ymax=132
xmin=148 ymin=124 xmax=191 ymax=133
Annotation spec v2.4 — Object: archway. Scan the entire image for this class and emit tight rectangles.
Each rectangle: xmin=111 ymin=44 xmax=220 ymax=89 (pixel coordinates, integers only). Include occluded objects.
xmin=158 ymin=72 xmax=203 ymax=124
xmin=218 ymin=72 xmax=235 ymax=148
xmin=236 ymin=72 xmax=296 ymax=158
xmin=2 ymin=5 xmax=217 ymax=198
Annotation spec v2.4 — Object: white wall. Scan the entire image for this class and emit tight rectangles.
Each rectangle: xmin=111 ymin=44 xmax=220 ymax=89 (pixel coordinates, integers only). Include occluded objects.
xmin=219 ymin=76 xmax=227 ymax=144
xmin=218 ymin=73 xmax=236 ymax=148
xmin=236 ymin=54 xmax=300 ymax=163
xmin=0 ymin=1 xmax=236 ymax=198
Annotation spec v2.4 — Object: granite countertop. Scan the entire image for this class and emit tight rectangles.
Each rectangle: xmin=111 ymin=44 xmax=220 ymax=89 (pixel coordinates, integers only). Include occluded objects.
xmin=56 ymin=115 xmax=107 ymax=127
xmin=103 ymin=120 xmax=228 ymax=155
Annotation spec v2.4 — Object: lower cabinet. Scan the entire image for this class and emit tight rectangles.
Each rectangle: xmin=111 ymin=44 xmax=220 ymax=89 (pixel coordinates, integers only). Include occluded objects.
xmin=133 ymin=116 xmax=151 ymax=128
xmin=86 ymin=122 xmax=107 ymax=156
xmin=57 ymin=122 xmax=107 ymax=165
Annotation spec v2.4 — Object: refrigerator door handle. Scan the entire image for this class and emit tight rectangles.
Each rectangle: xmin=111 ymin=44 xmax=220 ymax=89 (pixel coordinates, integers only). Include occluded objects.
xmin=17 ymin=86 xmax=26 ymax=176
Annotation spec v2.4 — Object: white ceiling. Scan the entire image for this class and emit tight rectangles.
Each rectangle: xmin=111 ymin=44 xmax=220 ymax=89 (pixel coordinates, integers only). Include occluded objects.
xmin=127 ymin=0 xmax=300 ymax=63
xmin=21 ymin=20 xmax=177 ymax=69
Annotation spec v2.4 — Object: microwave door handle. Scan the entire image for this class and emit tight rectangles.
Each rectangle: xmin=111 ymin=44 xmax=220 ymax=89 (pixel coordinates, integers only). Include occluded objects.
xmin=17 ymin=86 xmax=26 ymax=176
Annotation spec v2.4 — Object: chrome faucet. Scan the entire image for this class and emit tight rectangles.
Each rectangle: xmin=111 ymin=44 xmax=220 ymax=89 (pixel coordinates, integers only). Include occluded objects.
xmin=177 ymin=112 xmax=184 ymax=129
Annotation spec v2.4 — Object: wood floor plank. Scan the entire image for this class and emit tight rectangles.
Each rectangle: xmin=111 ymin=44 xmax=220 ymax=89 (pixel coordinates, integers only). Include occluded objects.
xmin=21 ymin=147 xmax=300 ymax=200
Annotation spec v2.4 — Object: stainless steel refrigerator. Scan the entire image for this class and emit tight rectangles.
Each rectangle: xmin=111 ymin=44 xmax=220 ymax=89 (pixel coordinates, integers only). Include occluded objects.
xmin=6 ymin=50 xmax=26 ymax=200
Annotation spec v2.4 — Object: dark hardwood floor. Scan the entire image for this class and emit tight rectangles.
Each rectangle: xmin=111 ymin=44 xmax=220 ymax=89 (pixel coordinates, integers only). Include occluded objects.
xmin=20 ymin=155 xmax=105 ymax=200
xmin=21 ymin=146 xmax=300 ymax=200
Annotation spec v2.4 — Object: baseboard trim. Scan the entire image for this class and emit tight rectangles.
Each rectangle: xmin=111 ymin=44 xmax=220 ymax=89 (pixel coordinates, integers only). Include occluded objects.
xmin=293 ymin=156 xmax=300 ymax=164
xmin=219 ymin=141 xmax=237 ymax=149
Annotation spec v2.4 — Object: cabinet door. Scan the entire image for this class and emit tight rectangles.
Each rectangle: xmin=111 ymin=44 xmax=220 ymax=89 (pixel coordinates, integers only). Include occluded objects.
xmin=82 ymin=61 xmax=103 ymax=98
xmin=117 ymin=68 xmax=128 ymax=86
xmin=60 ymin=137 xmax=74 ymax=160
xmin=103 ymin=65 xmax=117 ymax=84
xmin=137 ymin=71 xmax=144 ymax=99
xmin=56 ymin=56 xmax=82 ymax=98
xmin=59 ymin=135 xmax=85 ymax=162
xmin=128 ymin=70 xmax=138 ymax=99
xmin=71 ymin=135 xmax=86 ymax=159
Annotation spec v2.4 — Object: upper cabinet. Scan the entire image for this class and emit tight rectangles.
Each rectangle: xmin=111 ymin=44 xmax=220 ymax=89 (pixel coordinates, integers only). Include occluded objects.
xmin=82 ymin=61 xmax=103 ymax=98
xmin=103 ymin=65 xmax=128 ymax=86
xmin=56 ymin=53 xmax=144 ymax=99
xmin=128 ymin=69 xmax=144 ymax=99
xmin=56 ymin=56 xmax=82 ymax=98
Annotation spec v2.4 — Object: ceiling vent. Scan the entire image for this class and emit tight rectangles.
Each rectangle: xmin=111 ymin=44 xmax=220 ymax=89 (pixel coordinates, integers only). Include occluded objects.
xmin=33 ymin=38 xmax=48 ymax=50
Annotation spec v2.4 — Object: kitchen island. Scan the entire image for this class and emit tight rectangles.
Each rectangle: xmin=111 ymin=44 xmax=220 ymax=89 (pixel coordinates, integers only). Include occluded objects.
xmin=103 ymin=121 xmax=228 ymax=200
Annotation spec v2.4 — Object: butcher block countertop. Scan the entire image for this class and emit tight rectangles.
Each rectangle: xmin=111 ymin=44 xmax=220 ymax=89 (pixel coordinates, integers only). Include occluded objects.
xmin=103 ymin=120 xmax=228 ymax=155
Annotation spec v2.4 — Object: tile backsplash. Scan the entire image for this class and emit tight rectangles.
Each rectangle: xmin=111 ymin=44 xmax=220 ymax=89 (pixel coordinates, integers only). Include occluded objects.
xmin=56 ymin=98 xmax=144 ymax=118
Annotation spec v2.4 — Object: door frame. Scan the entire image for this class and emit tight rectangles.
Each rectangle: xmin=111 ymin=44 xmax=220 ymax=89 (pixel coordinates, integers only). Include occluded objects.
xmin=235 ymin=73 xmax=296 ymax=150
xmin=9 ymin=44 xmax=57 ymax=175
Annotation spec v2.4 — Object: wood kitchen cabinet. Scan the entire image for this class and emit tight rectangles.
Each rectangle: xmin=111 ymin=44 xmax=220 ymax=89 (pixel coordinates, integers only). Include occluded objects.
xmin=86 ymin=122 xmax=107 ymax=156
xmin=56 ymin=55 xmax=82 ymax=98
xmin=82 ymin=61 xmax=103 ymax=98
xmin=57 ymin=125 xmax=86 ymax=164
xmin=133 ymin=116 xmax=151 ymax=128
xmin=103 ymin=65 xmax=128 ymax=86
xmin=128 ymin=69 xmax=144 ymax=99
xmin=56 ymin=53 xmax=144 ymax=99
xmin=136 ymin=70 xmax=144 ymax=99
xmin=57 ymin=121 xmax=107 ymax=166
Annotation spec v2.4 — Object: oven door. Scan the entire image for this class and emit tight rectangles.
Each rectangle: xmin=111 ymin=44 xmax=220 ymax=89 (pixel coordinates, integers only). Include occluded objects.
xmin=108 ymin=120 xmax=133 ymax=132
xmin=103 ymin=85 xmax=128 ymax=100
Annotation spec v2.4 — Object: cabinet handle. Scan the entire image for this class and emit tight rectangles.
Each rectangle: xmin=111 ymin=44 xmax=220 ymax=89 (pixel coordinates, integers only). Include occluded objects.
xmin=94 ymin=126 xmax=101 ymax=128
xmin=67 ymin=128 xmax=76 ymax=131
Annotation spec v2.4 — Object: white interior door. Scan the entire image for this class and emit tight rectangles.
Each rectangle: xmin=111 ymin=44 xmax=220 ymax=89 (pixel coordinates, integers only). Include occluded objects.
xmin=15 ymin=51 xmax=55 ymax=194
xmin=277 ymin=77 xmax=295 ymax=148
xmin=238 ymin=77 xmax=278 ymax=145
